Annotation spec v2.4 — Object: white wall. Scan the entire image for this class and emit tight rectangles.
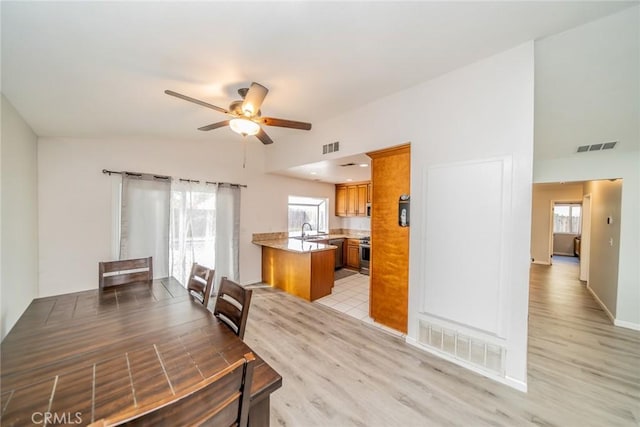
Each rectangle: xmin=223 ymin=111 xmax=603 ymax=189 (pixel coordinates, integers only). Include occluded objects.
xmin=534 ymin=7 xmax=640 ymax=328
xmin=530 ymin=183 xmax=584 ymax=264
xmin=266 ymin=43 xmax=535 ymax=390
xmin=1 ymin=94 xmax=39 ymax=339
xmin=583 ymin=179 xmax=622 ymax=319
xmin=37 ymin=136 xmax=337 ymax=297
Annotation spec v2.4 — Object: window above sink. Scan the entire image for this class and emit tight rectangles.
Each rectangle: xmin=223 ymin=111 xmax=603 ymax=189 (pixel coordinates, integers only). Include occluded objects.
xmin=288 ymin=195 xmax=329 ymax=237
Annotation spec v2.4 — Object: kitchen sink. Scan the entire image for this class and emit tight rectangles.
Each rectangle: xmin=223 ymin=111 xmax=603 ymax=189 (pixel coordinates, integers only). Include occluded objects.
xmin=292 ymin=235 xmax=328 ymax=241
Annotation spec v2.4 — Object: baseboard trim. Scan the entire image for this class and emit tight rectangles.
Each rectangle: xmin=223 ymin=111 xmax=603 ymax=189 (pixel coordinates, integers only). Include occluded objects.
xmin=405 ymin=336 xmax=527 ymax=393
xmin=586 ymin=285 xmax=615 ymax=323
xmin=614 ymin=319 xmax=640 ymax=331
xmin=531 ymin=260 xmax=550 ymax=265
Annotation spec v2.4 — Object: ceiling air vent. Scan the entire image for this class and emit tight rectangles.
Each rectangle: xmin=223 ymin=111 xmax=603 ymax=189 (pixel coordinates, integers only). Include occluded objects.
xmin=322 ymin=141 xmax=340 ymax=154
xmin=340 ymin=162 xmax=356 ymax=167
xmin=577 ymin=141 xmax=617 ymax=153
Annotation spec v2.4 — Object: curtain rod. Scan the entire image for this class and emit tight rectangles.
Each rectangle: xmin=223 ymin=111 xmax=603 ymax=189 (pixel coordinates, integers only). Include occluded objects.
xmin=102 ymin=169 xmax=247 ymax=188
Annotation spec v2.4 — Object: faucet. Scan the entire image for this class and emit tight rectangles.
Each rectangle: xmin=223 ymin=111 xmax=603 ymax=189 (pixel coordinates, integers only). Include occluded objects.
xmin=301 ymin=222 xmax=312 ymax=241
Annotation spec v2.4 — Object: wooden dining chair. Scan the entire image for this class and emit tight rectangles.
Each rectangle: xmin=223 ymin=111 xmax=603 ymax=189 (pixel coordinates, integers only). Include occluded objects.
xmin=89 ymin=352 xmax=256 ymax=426
xmin=214 ymin=277 xmax=253 ymax=339
xmin=98 ymin=257 xmax=153 ymax=289
xmin=187 ymin=262 xmax=215 ymax=307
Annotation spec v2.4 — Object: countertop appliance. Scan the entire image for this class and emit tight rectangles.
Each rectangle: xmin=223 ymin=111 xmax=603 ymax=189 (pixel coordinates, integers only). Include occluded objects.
xmin=359 ymin=236 xmax=370 ymax=275
xmin=329 ymin=239 xmax=345 ymax=269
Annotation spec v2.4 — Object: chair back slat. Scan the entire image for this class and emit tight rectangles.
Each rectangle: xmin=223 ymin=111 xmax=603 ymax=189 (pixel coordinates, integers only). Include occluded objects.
xmin=214 ymin=277 xmax=253 ymax=339
xmin=98 ymin=257 xmax=153 ymax=289
xmin=187 ymin=263 xmax=215 ymax=307
xmin=89 ymin=352 xmax=255 ymax=427
xmin=215 ymin=298 xmax=243 ymax=334
xmin=102 ymin=271 xmax=152 ymax=288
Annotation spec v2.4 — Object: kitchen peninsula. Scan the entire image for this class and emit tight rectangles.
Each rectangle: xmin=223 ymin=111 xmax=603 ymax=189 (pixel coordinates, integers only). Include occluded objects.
xmin=253 ymin=236 xmax=336 ymax=301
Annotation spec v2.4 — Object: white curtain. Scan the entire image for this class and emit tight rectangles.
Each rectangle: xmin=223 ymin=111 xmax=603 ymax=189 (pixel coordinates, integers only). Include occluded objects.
xmin=120 ymin=174 xmax=170 ymax=278
xmin=214 ymin=184 xmax=241 ymax=289
xmin=169 ymin=181 xmax=217 ymax=287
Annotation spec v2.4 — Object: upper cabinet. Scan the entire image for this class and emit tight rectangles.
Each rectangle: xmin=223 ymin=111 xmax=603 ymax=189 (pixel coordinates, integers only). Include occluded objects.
xmin=336 ymin=181 xmax=370 ymax=217
xmin=335 ymin=186 xmax=347 ymax=216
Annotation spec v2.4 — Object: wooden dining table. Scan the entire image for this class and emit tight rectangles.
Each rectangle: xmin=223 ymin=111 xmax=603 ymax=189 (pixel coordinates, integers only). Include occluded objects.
xmin=0 ymin=277 xmax=282 ymax=426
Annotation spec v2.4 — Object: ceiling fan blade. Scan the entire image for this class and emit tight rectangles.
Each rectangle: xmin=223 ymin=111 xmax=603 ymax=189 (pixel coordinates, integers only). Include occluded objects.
xmin=165 ymin=90 xmax=229 ymax=114
xmin=198 ymin=120 xmax=230 ymax=131
xmin=258 ymin=117 xmax=312 ymax=131
xmin=241 ymin=82 xmax=269 ymax=116
xmin=255 ymin=128 xmax=274 ymax=145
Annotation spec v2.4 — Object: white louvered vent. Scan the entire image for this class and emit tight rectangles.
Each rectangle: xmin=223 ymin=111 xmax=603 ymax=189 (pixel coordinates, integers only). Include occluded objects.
xmin=322 ymin=141 xmax=340 ymax=154
xmin=577 ymin=141 xmax=617 ymax=153
xmin=418 ymin=320 xmax=505 ymax=376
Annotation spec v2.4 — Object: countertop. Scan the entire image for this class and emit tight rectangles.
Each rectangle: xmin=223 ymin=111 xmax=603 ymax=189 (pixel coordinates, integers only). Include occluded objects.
xmin=252 ymin=238 xmax=337 ymax=253
xmin=252 ymin=234 xmax=367 ymax=253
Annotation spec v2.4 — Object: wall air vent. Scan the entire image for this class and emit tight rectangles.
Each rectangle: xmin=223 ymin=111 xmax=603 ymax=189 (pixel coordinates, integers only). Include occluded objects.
xmin=577 ymin=141 xmax=617 ymax=153
xmin=322 ymin=141 xmax=340 ymax=154
xmin=418 ymin=320 xmax=505 ymax=376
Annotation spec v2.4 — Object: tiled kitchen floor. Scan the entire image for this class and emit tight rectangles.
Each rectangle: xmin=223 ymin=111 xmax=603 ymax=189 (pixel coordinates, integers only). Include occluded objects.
xmin=315 ymin=271 xmax=372 ymax=322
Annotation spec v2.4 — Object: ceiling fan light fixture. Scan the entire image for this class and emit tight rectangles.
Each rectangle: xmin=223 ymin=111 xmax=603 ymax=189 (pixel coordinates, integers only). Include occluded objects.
xmin=230 ymin=118 xmax=260 ymax=136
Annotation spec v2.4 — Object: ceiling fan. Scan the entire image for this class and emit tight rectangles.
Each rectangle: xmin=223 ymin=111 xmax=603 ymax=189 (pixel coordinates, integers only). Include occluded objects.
xmin=165 ymin=82 xmax=312 ymax=145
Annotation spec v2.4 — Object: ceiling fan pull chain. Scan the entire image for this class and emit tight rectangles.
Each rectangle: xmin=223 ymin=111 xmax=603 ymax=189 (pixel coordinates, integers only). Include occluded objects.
xmin=243 ymin=137 xmax=247 ymax=169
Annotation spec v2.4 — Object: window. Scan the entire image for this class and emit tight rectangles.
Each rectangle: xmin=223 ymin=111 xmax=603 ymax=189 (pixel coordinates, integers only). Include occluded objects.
xmin=553 ymin=203 xmax=582 ymax=234
xmin=288 ymin=196 xmax=329 ymax=235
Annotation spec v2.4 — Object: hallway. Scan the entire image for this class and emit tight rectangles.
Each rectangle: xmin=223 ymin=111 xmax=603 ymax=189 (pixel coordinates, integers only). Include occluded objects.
xmin=528 ymin=260 xmax=640 ymax=424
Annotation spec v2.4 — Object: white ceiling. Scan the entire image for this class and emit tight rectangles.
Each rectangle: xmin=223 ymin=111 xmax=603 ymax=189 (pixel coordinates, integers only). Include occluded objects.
xmin=281 ymin=153 xmax=372 ymax=184
xmin=1 ymin=1 xmax=635 ymax=183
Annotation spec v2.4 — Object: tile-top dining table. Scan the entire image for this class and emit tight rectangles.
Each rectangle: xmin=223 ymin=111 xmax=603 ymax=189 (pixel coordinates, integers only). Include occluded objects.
xmin=0 ymin=277 xmax=281 ymax=426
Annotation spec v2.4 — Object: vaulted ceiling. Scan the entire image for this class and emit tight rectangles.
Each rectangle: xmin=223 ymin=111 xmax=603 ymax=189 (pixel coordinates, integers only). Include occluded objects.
xmin=2 ymin=1 xmax=634 ymax=148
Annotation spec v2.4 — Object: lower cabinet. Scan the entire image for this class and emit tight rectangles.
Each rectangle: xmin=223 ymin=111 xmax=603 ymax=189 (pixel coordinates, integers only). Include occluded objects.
xmin=346 ymin=239 xmax=360 ymax=269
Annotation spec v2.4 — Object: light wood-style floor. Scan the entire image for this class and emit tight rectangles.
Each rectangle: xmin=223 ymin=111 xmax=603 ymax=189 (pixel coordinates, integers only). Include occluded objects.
xmin=244 ymin=261 xmax=640 ymax=426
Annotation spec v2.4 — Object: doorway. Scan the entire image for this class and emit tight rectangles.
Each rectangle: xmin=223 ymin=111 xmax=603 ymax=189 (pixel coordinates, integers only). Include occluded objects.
xmin=550 ymin=201 xmax=582 ymax=265
xmin=531 ymin=179 xmax=623 ymax=324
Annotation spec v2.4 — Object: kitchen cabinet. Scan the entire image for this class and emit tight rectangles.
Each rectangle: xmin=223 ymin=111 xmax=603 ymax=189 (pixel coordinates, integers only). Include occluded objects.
xmin=260 ymin=243 xmax=335 ymax=301
xmin=357 ymin=185 xmax=367 ymax=215
xmin=347 ymin=186 xmax=358 ymax=216
xmin=335 ymin=186 xmax=347 ymax=216
xmin=346 ymin=239 xmax=360 ymax=269
xmin=366 ymin=143 xmax=410 ymax=333
xmin=335 ymin=181 xmax=370 ymax=217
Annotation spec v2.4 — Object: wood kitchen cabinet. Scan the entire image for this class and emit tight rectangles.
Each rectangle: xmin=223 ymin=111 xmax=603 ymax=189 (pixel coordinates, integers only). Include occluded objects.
xmin=347 ymin=186 xmax=358 ymax=216
xmin=335 ymin=181 xmax=370 ymax=217
xmin=346 ymin=239 xmax=360 ymax=269
xmin=335 ymin=186 xmax=347 ymax=216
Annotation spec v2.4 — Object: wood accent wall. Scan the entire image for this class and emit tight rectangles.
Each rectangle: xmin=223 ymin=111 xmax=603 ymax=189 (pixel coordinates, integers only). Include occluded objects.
xmin=367 ymin=144 xmax=410 ymax=333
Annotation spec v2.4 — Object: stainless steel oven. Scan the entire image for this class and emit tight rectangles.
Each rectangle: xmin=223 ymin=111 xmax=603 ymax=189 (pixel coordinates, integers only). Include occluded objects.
xmin=359 ymin=237 xmax=370 ymax=275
